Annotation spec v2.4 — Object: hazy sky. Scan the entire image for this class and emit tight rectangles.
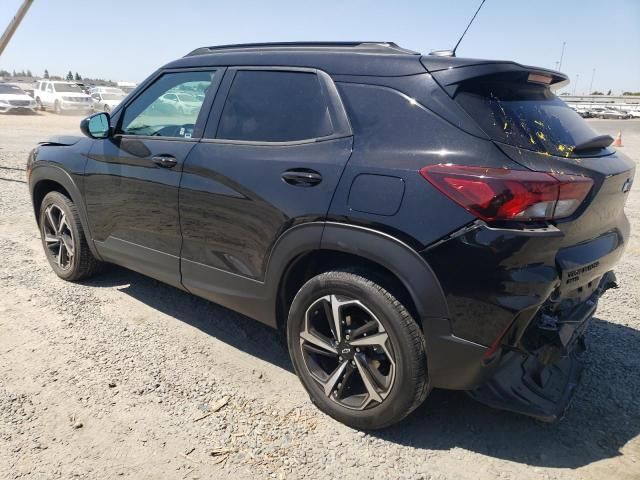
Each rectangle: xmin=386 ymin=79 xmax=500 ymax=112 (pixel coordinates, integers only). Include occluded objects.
xmin=1 ymin=0 xmax=638 ymax=93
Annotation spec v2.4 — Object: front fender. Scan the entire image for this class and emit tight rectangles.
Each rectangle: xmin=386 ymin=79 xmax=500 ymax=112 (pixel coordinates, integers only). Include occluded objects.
xmin=29 ymin=163 xmax=102 ymax=260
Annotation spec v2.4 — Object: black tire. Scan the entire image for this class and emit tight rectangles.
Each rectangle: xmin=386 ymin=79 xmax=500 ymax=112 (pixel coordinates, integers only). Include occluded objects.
xmin=287 ymin=270 xmax=429 ymax=429
xmin=39 ymin=191 xmax=103 ymax=281
xmin=36 ymin=97 xmax=44 ymax=111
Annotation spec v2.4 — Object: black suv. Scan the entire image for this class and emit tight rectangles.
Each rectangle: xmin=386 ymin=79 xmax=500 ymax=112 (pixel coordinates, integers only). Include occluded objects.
xmin=27 ymin=42 xmax=634 ymax=429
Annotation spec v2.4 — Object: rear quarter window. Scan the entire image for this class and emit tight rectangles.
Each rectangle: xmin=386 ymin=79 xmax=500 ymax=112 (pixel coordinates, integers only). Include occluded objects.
xmin=216 ymin=70 xmax=333 ymax=142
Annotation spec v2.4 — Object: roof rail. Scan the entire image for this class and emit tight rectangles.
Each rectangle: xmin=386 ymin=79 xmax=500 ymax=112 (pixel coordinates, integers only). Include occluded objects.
xmin=185 ymin=41 xmax=419 ymax=57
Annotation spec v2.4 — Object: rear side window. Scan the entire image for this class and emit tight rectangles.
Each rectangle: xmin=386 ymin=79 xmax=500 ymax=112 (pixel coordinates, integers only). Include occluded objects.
xmin=455 ymin=74 xmax=599 ymax=156
xmin=216 ymin=70 xmax=332 ymax=142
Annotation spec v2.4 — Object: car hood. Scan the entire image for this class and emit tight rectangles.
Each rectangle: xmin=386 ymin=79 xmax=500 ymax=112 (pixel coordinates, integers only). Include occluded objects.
xmin=0 ymin=93 xmax=34 ymax=102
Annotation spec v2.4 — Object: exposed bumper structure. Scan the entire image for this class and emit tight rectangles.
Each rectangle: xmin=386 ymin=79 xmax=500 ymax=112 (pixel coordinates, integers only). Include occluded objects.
xmin=468 ymin=272 xmax=617 ymax=421
xmin=421 ymin=217 xmax=626 ymax=418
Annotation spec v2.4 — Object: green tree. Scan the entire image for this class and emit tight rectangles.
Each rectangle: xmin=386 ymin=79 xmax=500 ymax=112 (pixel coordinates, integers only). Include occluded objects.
xmin=26 ymin=69 xmax=32 ymax=77
xmin=74 ymin=72 xmax=82 ymax=81
xmin=66 ymin=70 xmax=74 ymax=81
xmin=606 ymin=89 xmax=612 ymax=95
xmin=44 ymin=69 xmax=50 ymax=79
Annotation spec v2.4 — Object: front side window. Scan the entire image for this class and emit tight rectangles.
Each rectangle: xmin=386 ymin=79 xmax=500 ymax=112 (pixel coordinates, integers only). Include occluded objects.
xmin=120 ymin=70 xmax=215 ymax=138
xmin=216 ymin=70 xmax=332 ymax=142
xmin=53 ymin=83 xmax=82 ymax=93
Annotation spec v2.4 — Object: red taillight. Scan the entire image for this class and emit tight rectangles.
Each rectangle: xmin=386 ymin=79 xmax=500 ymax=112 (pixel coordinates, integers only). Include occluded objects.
xmin=420 ymin=165 xmax=593 ymax=222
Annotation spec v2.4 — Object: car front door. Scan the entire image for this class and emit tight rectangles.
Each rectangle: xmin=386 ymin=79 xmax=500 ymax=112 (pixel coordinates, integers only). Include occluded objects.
xmin=84 ymin=69 xmax=222 ymax=288
xmin=178 ymin=67 xmax=353 ymax=320
xmin=44 ymin=82 xmax=54 ymax=107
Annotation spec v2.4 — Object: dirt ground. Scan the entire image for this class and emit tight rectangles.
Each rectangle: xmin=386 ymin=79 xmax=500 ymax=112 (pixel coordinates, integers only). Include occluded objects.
xmin=0 ymin=112 xmax=639 ymax=480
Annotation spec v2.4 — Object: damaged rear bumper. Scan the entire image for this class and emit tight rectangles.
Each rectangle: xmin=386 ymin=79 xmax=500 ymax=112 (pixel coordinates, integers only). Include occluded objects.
xmin=468 ymin=271 xmax=617 ymax=421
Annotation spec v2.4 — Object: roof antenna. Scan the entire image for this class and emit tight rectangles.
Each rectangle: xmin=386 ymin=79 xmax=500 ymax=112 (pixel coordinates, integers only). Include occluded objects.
xmin=430 ymin=0 xmax=487 ymax=57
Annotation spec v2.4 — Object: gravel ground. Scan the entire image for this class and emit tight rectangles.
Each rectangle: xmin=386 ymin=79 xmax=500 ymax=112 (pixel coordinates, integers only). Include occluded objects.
xmin=0 ymin=112 xmax=639 ymax=480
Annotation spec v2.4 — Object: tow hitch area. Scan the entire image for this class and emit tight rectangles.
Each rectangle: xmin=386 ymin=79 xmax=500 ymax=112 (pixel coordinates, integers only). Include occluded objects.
xmin=468 ymin=272 xmax=618 ymax=422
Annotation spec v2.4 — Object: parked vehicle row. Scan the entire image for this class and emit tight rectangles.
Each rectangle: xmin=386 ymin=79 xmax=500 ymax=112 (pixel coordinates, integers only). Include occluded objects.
xmin=0 ymin=81 xmax=133 ymax=114
xmin=569 ymin=104 xmax=639 ymax=119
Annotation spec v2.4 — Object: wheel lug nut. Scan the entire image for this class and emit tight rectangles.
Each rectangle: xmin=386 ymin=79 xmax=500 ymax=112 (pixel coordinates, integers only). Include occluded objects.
xmin=345 ymin=335 xmax=350 ymax=340
xmin=356 ymin=347 xmax=361 ymax=353
xmin=339 ymin=356 xmax=343 ymax=361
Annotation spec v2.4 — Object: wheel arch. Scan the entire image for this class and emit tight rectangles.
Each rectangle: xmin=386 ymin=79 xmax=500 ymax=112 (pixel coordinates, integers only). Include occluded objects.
xmin=29 ymin=165 xmax=102 ymax=260
xmin=268 ymin=222 xmax=449 ymax=332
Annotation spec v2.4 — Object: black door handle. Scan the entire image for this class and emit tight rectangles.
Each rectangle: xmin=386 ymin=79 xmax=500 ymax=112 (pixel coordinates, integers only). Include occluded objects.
xmin=281 ymin=169 xmax=322 ymax=187
xmin=152 ymin=155 xmax=178 ymax=168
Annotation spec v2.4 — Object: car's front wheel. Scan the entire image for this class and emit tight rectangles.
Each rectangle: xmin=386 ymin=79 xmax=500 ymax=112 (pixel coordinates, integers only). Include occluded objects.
xmin=287 ymin=271 xmax=429 ymax=429
xmin=39 ymin=191 xmax=103 ymax=281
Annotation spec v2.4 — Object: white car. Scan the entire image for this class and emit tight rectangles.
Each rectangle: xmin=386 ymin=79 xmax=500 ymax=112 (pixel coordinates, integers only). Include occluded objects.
xmin=158 ymin=92 xmax=202 ymax=114
xmin=90 ymin=91 xmax=126 ymax=113
xmin=34 ymin=80 xmax=92 ymax=114
xmin=0 ymin=83 xmax=37 ymax=114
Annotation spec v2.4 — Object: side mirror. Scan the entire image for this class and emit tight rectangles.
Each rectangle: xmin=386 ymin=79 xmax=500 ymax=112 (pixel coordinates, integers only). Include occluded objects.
xmin=80 ymin=112 xmax=111 ymax=139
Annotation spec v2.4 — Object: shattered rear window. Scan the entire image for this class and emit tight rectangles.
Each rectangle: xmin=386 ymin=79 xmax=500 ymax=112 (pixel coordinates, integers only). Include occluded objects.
xmin=455 ymin=76 xmax=599 ymax=157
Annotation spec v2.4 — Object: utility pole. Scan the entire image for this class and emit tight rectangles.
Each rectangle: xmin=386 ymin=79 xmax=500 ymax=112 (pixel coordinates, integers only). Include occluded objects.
xmin=589 ymin=68 xmax=596 ymax=94
xmin=0 ymin=0 xmax=35 ymax=57
xmin=558 ymin=41 xmax=566 ymax=71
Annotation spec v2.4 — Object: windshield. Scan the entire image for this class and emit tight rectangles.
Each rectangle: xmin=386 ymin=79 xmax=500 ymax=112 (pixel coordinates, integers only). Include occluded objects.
xmin=455 ymin=75 xmax=599 ymax=157
xmin=102 ymin=93 xmax=124 ymax=101
xmin=0 ymin=84 xmax=25 ymax=94
xmin=53 ymin=83 xmax=83 ymax=93
xmin=177 ymin=93 xmax=196 ymax=102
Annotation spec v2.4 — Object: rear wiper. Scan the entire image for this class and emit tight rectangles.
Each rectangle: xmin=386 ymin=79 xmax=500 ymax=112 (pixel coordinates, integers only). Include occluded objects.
xmin=572 ymin=134 xmax=613 ymax=153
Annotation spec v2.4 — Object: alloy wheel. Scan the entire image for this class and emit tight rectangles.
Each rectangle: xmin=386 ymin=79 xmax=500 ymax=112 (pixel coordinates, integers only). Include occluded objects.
xmin=299 ymin=294 xmax=396 ymax=410
xmin=42 ymin=204 xmax=74 ymax=270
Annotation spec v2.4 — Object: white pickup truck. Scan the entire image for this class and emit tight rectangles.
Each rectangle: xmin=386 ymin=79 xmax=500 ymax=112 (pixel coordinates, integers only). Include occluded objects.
xmin=34 ymin=81 xmax=92 ymax=114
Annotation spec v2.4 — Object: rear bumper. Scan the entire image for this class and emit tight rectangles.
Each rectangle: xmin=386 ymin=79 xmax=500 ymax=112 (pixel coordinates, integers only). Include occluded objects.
xmin=421 ymin=218 xmax=628 ymax=393
xmin=424 ymin=269 xmax=616 ymax=422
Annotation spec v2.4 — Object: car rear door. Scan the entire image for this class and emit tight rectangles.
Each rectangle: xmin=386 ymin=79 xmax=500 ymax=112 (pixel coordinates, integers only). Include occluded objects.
xmin=84 ymin=68 xmax=222 ymax=288
xmin=178 ymin=67 xmax=353 ymax=317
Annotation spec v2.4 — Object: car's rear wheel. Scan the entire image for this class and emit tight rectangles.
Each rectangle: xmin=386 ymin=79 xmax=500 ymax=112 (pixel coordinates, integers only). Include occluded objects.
xmin=287 ymin=271 xmax=429 ymax=429
xmin=39 ymin=191 xmax=103 ymax=281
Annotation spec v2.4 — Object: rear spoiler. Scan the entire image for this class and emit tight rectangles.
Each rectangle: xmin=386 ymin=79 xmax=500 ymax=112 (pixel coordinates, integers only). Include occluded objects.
xmin=421 ymin=57 xmax=569 ymax=97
